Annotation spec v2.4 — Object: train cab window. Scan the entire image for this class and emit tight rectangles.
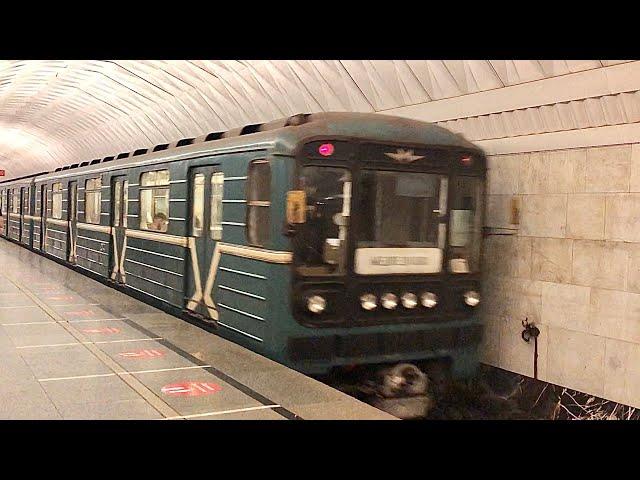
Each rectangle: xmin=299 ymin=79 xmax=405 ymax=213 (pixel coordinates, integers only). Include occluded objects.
xmin=448 ymin=176 xmax=484 ymax=273
xmin=297 ymin=167 xmax=352 ymax=275
xmin=246 ymin=160 xmax=270 ymax=247
xmin=210 ymin=172 xmax=224 ymax=240
xmin=52 ymin=183 xmax=63 ymax=219
xmin=85 ymin=178 xmax=102 ymax=224
xmin=140 ymin=170 xmax=170 ymax=232
xmin=192 ymin=174 xmax=205 ymax=237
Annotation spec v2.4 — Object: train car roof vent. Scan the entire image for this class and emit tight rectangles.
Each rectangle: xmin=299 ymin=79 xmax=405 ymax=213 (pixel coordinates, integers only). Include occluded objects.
xmin=102 ymin=156 xmax=115 ymax=163
xmin=153 ymin=143 xmax=169 ymax=152
xmin=62 ymin=166 xmax=70 ymax=171
xmin=54 ymin=167 xmax=62 ymax=172
xmin=240 ymin=123 xmax=263 ymax=135
xmin=205 ymin=131 xmax=225 ymax=142
xmin=116 ymin=152 xmax=130 ymax=160
xmin=176 ymin=137 xmax=195 ymax=147
xmin=133 ymin=148 xmax=148 ymax=156
xmin=69 ymin=163 xmax=79 ymax=169
xmin=285 ymin=113 xmax=311 ymax=127
xmin=79 ymin=161 xmax=90 ymax=168
xmin=90 ymin=158 xmax=101 ymax=165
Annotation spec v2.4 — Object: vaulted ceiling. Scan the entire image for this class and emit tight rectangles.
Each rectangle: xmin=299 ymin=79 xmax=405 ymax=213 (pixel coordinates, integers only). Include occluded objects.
xmin=0 ymin=60 xmax=636 ymax=179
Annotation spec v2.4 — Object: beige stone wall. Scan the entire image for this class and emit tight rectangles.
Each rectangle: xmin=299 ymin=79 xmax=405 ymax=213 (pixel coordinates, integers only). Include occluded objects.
xmin=480 ymin=143 xmax=640 ymax=408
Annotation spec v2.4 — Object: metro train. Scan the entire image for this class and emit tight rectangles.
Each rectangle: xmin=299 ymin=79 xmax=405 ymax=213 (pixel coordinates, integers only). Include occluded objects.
xmin=0 ymin=112 xmax=486 ymax=383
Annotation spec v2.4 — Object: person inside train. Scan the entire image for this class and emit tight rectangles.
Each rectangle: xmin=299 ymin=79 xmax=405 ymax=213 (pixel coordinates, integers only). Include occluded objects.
xmin=149 ymin=212 xmax=168 ymax=231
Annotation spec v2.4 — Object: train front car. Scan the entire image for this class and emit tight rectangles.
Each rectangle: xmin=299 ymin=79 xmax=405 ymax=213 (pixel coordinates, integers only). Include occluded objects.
xmin=278 ymin=113 xmax=486 ymax=392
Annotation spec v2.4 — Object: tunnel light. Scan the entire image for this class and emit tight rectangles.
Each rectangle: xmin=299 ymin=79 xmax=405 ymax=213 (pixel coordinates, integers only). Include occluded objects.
xmin=461 ymin=156 xmax=473 ymax=166
xmin=318 ymin=143 xmax=335 ymax=156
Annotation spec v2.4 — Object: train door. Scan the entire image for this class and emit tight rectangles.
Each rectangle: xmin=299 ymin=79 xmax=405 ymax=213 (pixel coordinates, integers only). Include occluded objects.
xmin=110 ymin=176 xmax=128 ymax=283
xmin=22 ymin=186 xmax=31 ymax=246
xmin=0 ymin=188 xmax=5 ymax=237
xmin=39 ymin=185 xmax=46 ymax=249
xmin=67 ymin=181 xmax=78 ymax=263
xmin=185 ymin=165 xmax=223 ymax=321
xmin=15 ymin=188 xmax=22 ymax=241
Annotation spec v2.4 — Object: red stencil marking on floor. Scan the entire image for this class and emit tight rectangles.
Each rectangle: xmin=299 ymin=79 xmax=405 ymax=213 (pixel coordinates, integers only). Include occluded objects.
xmin=67 ymin=310 xmax=95 ymax=317
xmin=45 ymin=295 xmax=75 ymax=301
xmin=118 ymin=349 xmax=165 ymax=359
xmin=161 ymin=382 xmax=222 ymax=397
xmin=82 ymin=327 xmax=120 ymax=334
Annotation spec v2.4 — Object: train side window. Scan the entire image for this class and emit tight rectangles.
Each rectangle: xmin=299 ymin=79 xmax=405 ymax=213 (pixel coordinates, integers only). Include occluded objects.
xmin=24 ymin=188 xmax=30 ymax=215
xmin=246 ymin=160 xmax=271 ymax=247
xmin=113 ymin=181 xmax=121 ymax=227
xmin=192 ymin=174 xmax=205 ymax=237
xmin=210 ymin=172 xmax=224 ymax=240
xmin=85 ymin=178 xmax=102 ymax=224
xmin=52 ymin=183 xmax=63 ymax=219
xmin=12 ymin=189 xmax=20 ymax=214
xmin=140 ymin=170 xmax=170 ymax=232
xmin=123 ymin=180 xmax=128 ymax=228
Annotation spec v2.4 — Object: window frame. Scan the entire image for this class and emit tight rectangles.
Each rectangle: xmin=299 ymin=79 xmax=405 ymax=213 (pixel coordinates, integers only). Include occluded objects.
xmin=84 ymin=177 xmax=102 ymax=225
xmin=139 ymin=169 xmax=170 ymax=232
xmin=245 ymin=159 xmax=271 ymax=248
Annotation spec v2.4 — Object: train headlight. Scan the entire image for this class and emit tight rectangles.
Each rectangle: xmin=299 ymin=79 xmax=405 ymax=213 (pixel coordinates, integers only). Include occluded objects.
xmin=381 ymin=293 xmax=398 ymax=310
xmin=360 ymin=293 xmax=377 ymax=311
xmin=464 ymin=290 xmax=480 ymax=307
xmin=420 ymin=292 xmax=438 ymax=308
xmin=401 ymin=292 xmax=418 ymax=309
xmin=306 ymin=295 xmax=326 ymax=314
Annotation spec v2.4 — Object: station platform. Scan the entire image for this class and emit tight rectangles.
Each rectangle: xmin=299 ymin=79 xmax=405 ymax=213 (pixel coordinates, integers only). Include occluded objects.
xmin=0 ymin=239 xmax=394 ymax=420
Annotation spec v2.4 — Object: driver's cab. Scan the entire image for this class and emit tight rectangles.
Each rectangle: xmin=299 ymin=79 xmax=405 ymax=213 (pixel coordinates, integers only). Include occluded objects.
xmin=287 ymin=139 xmax=485 ymax=326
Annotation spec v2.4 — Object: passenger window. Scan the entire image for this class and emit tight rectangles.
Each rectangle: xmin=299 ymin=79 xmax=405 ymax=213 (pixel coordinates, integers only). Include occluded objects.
xmin=12 ymin=189 xmax=20 ymax=214
xmin=140 ymin=170 xmax=170 ymax=232
xmin=113 ymin=181 xmax=121 ymax=227
xmin=123 ymin=181 xmax=128 ymax=228
xmin=52 ymin=183 xmax=63 ymax=219
xmin=85 ymin=178 xmax=102 ymax=224
xmin=246 ymin=160 xmax=271 ymax=247
xmin=23 ymin=188 xmax=30 ymax=215
xmin=192 ymin=174 xmax=205 ymax=237
xmin=210 ymin=172 xmax=224 ymax=240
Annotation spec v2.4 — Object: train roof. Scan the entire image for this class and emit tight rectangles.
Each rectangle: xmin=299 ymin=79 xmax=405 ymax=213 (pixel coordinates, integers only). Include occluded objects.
xmin=1 ymin=112 xmax=482 ymax=184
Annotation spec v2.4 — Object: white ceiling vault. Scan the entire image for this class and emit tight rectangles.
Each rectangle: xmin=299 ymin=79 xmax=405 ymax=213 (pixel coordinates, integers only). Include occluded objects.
xmin=0 ymin=60 xmax=637 ymax=179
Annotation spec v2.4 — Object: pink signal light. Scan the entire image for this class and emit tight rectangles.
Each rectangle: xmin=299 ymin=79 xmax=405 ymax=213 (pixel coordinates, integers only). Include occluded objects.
xmin=318 ymin=143 xmax=335 ymax=157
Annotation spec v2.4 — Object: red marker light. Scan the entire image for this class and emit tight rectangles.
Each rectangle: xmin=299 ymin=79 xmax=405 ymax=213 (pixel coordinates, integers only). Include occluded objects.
xmin=461 ymin=156 xmax=473 ymax=166
xmin=318 ymin=143 xmax=335 ymax=157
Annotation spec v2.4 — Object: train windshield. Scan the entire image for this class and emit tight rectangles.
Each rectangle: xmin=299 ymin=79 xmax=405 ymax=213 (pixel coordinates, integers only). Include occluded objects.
xmin=356 ymin=171 xmax=447 ymax=248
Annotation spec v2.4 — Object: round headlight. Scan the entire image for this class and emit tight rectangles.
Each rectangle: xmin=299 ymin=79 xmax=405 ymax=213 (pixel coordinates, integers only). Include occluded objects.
xmin=464 ymin=290 xmax=480 ymax=307
xmin=381 ymin=293 xmax=398 ymax=310
xmin=401 ymin=292 xmax=418 ymax=309
xmin=420 ymin=292 xmax=438 ymax=308
xmin=360 ymin=293 xmax=377 ymax=311
xmin=307 ymin=295 xmax=326 ymax=314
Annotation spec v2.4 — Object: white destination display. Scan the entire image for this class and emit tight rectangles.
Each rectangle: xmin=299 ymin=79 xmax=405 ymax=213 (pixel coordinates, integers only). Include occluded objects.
xmin=354 ymin=247 xmax=443 ymax=275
